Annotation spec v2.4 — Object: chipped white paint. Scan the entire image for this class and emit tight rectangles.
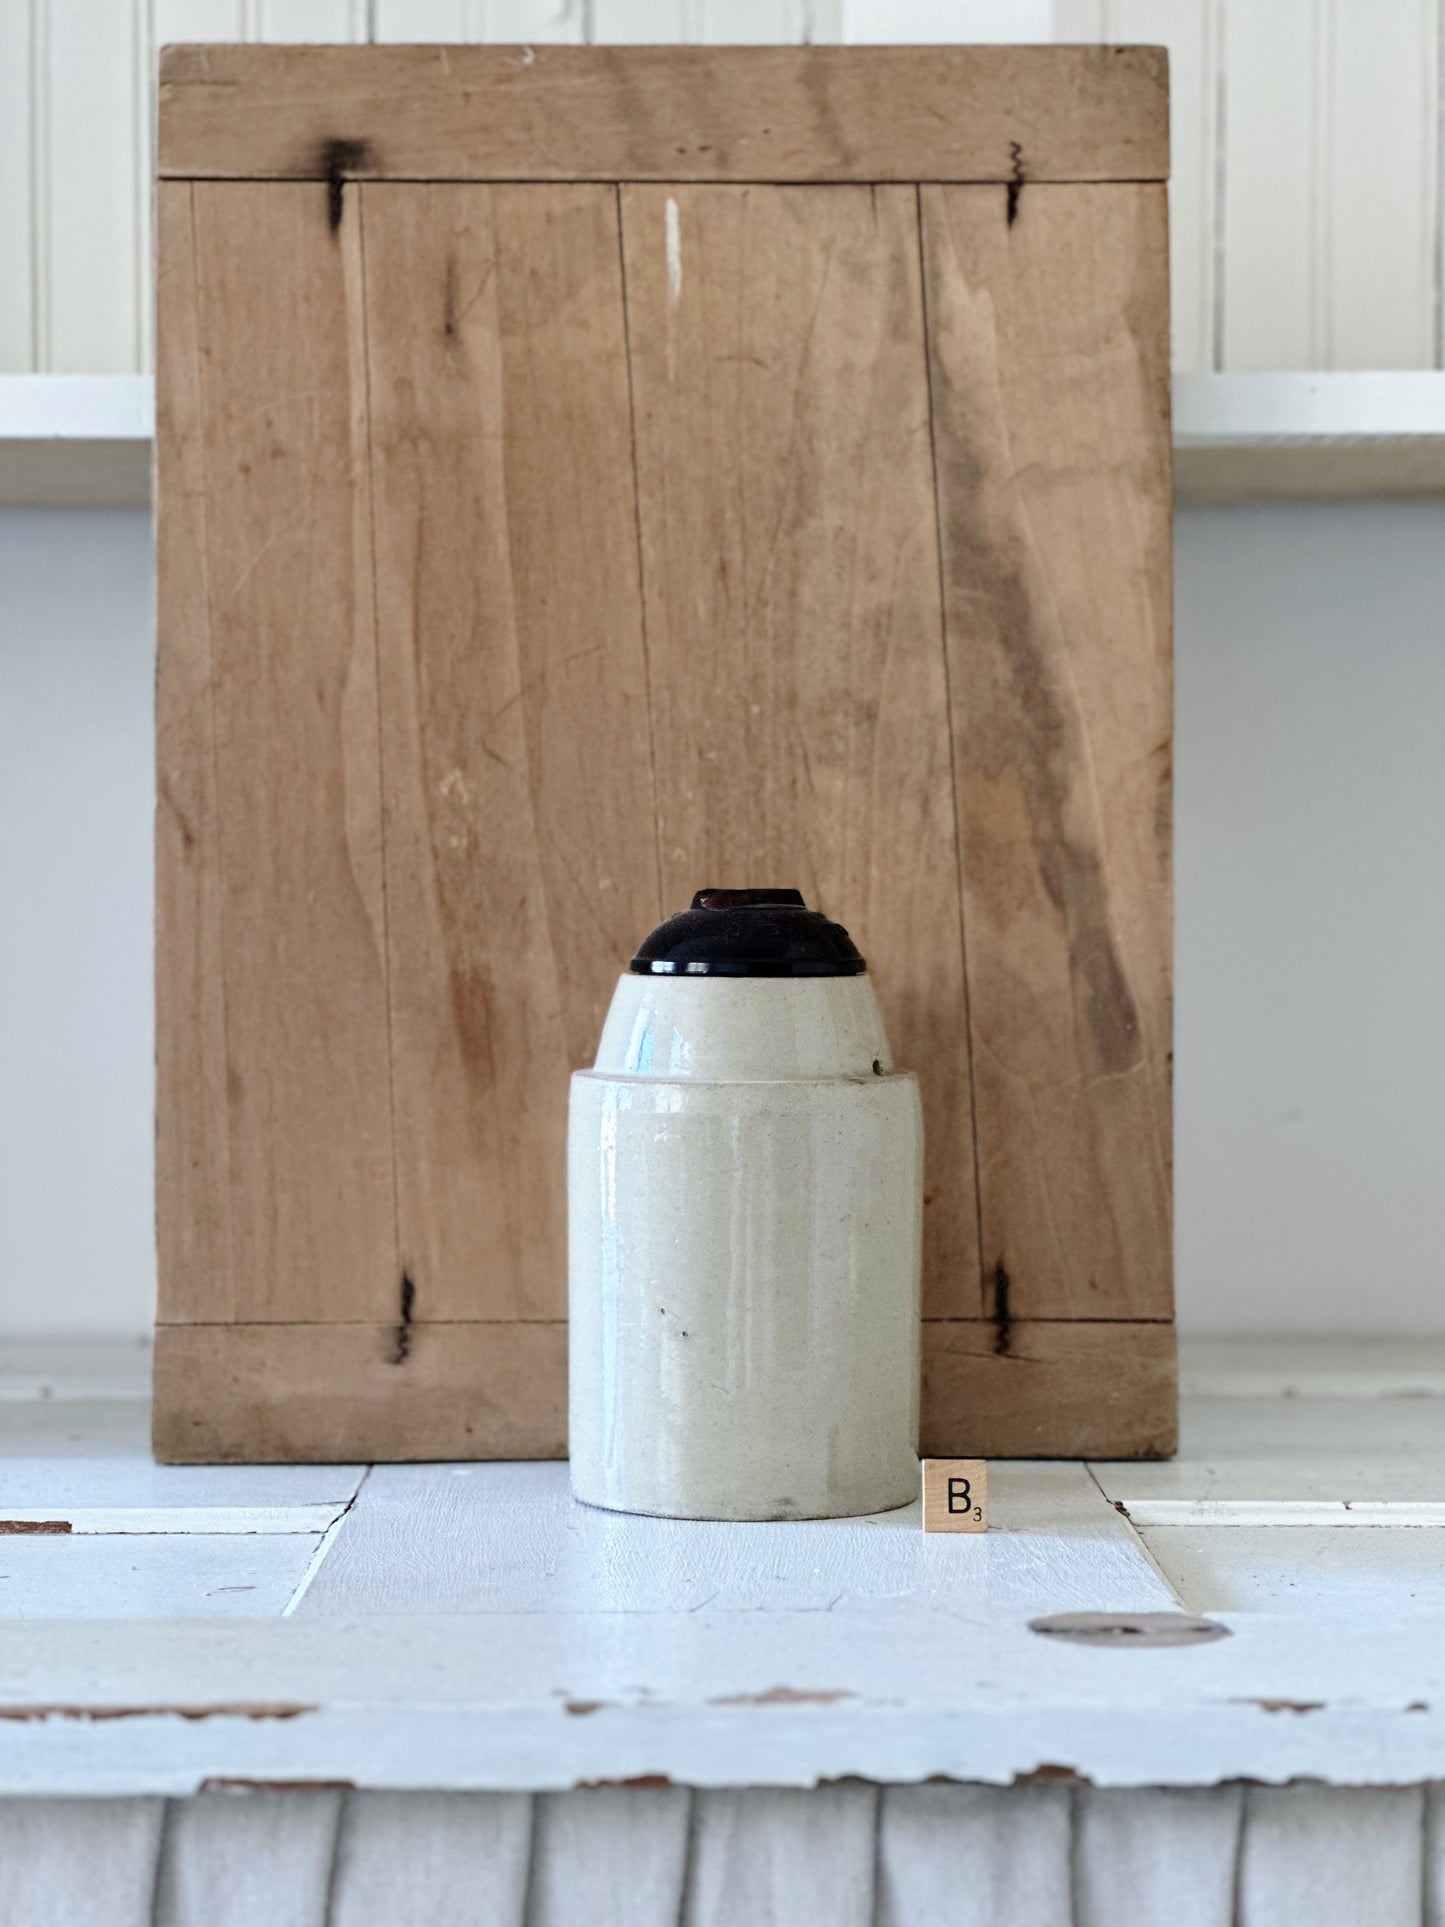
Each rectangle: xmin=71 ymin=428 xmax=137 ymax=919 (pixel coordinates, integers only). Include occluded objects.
xmin=0 ymin=1345 xmax=1440 ymax=1790
xmin=1116 ymin=1500 xmax=1445 ymax=1528
xmin=0 ymin=1506 xmax=348 ymax=1535
xmin=664 ymin=196 xmax=683 ymax=306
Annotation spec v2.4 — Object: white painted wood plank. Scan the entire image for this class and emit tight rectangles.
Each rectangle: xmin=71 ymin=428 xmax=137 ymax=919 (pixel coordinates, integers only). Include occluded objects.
xmin=154 ymin=0 xmax=249 ymax=38
xmin=589 ymin=0 xmax=693 ymax=41
xmin=0 ymin=1534 xmax=326 ymax=1618
xmin=252 ymin=0 xmax=368 ymax=39
xmin=298 ymin=1460 xmax=1176 ymax=1619
xmin=843 ymin=0 xmax=1052 ymax=41
xmin=370 ymin=0 xmax=471 ymax=36
xmin=1239 ymin=1785 xmax=1426 ymax=1926
xmin=1322 ymin=0 xmax=1438 ymax=369
xmin=0 ymin=375 xmax=155 ymax=443
xmin=37 ymin=0 xmax=142 ymax=373
xmin=0 ymin=0 xmax=34 ymax=372
xmin=1075 ymin=1784 xmax=1242 ymax=1927
xmin=155 ymin=1788 xmax=341 ymax=1927
xmin=1106 ymin=0 xmax=1218 ymax=372
xmin=0 ymin=1506 xmax=349 ymax=1534
xmin=0 ymin=1461 xmax=363 ymax=1509
xmin=1141 ymin=1524 xmax=1445 ymax=1614
xmin=5 ymin=1610 xmax=1445 ymax=1794
xmin=329 ymin=1791 xmax=531 ymax=1926
xmin=0 ymin=1400 xmax=155 ymax=1459
xmin=1051 ymin=1 xmax=1104 ymax=40
xmin=688 ymin=1785 xmax=876 ymax=1927
xmin=1177 ymin=1398 xmax=1445 ymax=1464
xmin=1179 ymin=1335 xmax=1445 ymax=1399
xmin=698 ymin=0 xmax=806 ymax=42
xmin=879 ymin=1783 xmax=1073 ymax=1926
xmin=1220 ymin=0 xmax=1321 ymax=370
xmin=0 ymin=1798 xmax=164 ymax=1927
xmin=1120 ymin=1499 xmax=1445 ymax=1527
xmin=529 ymin=1786 xmax=689 ymax=1927
xmin=485 ymin=0 xmax=587 ymax=38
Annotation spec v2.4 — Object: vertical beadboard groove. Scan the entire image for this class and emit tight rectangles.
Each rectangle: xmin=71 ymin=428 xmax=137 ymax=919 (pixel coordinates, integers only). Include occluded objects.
xmin=137 ymin=0 xmax=155 ymax=373
xmin=1437 ymin=0 xmax=1445 ymax=367
xmin=29 ymin=0 xmax=50 ymax=373
xmin=1313 ymin=0 xmax=1333 ymax=368
xmin=0 ymin=0 xmax=34 ymax=369
xmin=1209 ymin=0 xmax=1225 ymax=369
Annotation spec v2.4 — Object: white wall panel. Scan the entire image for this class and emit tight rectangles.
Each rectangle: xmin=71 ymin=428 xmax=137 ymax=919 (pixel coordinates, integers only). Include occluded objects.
xmin=1108 ymin=0 xmax=1219 ymax=371
xmin=1051 ymin=0 xmax=1102 ymax=37
xmin=844 ymin=0 xmax=1050 ymax=41
xmin=1323 ymin=0 xmax=1439 ymax=369
xmin=1220 ymin=0 xmax=1322 ymax=370
xmin=698 ymin=0 xmax=805 ymax=42
xmin=0 ymin=1 xmax=34 ymax=371
xmin=36 ymin=0 xmax=142 ymax=372
xmin=590 ymin=0 xmax=694 ymax=41
xmin=249 ymin=0 xmax=367 ymax=39
xmin=371 ymin=1 xmax=472 ymax=38
xmin=486 ymin=0 xmax=586 ymax=37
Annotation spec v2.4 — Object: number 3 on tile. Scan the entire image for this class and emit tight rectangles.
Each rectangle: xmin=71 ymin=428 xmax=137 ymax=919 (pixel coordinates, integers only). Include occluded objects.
xmin=922 ymin=1459 xmax=988 ymax=1533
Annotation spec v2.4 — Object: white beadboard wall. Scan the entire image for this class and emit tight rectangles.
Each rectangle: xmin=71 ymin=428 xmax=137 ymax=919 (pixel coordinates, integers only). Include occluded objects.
xmin=2 ymin=0 xmax=1442 ymax=375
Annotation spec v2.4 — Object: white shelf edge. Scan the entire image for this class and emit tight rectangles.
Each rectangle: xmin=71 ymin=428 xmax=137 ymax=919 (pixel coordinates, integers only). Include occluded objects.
xmin=4 ymin=372 xmax=1445 ymax=509
xmin=0 ymin=376 xmax=153 ymax=509
xmin=1173 ymin=372 xmax=1445 ymax=502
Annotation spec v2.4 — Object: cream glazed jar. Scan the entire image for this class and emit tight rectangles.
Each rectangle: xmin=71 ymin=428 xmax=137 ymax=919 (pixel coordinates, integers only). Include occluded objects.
xmin=568 ymin=889 xmax=922 ymax=1521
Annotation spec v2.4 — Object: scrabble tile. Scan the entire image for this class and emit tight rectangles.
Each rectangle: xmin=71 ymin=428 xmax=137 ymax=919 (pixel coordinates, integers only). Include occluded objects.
xmin=922 ymin=1459 xmax=988 ymax=1533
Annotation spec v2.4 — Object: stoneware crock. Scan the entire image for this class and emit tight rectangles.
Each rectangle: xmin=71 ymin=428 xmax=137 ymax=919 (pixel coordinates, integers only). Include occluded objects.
xmin=568 ymin=889 xmax=922 ymax=1521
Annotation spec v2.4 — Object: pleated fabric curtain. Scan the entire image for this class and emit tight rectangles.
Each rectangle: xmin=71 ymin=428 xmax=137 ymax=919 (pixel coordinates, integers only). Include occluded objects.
xmin=0 ymin=1782 xmax=1442 ymax=1926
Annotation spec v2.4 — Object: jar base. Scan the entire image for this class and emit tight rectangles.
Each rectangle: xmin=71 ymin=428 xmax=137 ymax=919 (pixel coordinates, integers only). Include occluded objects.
xmin=568 ymin=1472 xmax=920 ymax=1524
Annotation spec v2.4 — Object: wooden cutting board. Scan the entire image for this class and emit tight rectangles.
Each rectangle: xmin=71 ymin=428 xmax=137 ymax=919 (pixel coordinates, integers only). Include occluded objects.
xmin=153 ymin=44 xmax=1175 ymax=1463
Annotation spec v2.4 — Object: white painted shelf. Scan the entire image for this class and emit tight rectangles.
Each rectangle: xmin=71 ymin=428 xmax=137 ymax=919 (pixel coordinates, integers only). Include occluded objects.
xmin=0 ymin=1339 xmax=1444 ymax=1796
xmin=1172 ymin=373 xmax=1445 ymax=502
xmin=0 ymin=377 xmax=152 ymax=508
xmin=6 ymin=374 xmax=1445 ymax=508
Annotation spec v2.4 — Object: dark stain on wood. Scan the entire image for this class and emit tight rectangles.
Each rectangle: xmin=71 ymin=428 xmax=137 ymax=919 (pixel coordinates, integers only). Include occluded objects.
xmin=1238 ymin=1699 xmax=1326 ymax=1716
xmin=317 ymin=137 xmax=372 ymax=232
xmin=0 ymin=1702 xmax=315 ymax=1723
xmin=577 ymin=1773 xmax=674 ymax=1789
xmin=0 ymin=1520 xmax=72 ymax=1535
xmin=1006 ymin=140 xmax=1025 ymax=226
xmin=709 ymin=1685 xmax=856 ymax=1706
xmin=929 ymin=388 xmax=1142 ymax=1078
xmin=992 ymin=1263 xmax=1012 ymax=1355
xmin=392 ymin=1272 xmax=416 ymax=1365
xmin=564 ymin=1699 xmax=607 ymax=1716
xmin=201 ymin=1777 xmax=355 ymax=1793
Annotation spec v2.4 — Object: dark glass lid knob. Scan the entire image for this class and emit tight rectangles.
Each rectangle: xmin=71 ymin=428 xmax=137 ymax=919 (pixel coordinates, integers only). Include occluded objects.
xmin=630 ymin=889 xmax=866 ymax=977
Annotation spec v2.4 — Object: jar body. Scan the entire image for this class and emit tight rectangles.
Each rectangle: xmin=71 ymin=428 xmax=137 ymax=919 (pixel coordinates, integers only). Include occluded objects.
xmin=568 ymin=975 xmax=922 ymax=1520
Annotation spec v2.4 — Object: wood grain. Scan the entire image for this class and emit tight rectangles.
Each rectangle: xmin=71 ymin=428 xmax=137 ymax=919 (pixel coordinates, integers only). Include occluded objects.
xmin=153 ymin=1323 xmax=568 ymax=1463
xmin=158 ymin=181 xmax=398 ymax=1326
xmin=360 ymin=182 xmax=659 ymax=1323
xmin=622 ymin=183 xmax=981 ymax=1318
xmin=921 ymin=182 xmax=1173 ymax=1323
xmin=157 ymin=44 xmax=1169 ymax=186
xmin=155 ymin=182 xmax=233 ymax=1323
xmin=922 ymin=1320 xmax=1178 ymax=1459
